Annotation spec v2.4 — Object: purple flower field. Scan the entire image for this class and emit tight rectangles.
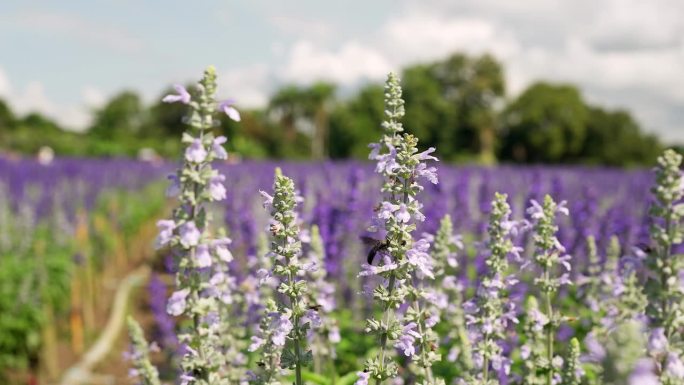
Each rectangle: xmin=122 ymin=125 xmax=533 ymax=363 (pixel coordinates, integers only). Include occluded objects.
xmin=2 ymin=69 xmax=681 ymax=385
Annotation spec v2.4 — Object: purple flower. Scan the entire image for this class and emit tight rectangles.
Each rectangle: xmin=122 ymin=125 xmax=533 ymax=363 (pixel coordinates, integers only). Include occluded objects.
xmin=166 ymin=174 xmax=180 ymax=197
xmin=526 ymin=199 xmax=544 ymax=220
xmin=416 ymin=147 xmax=438 ymax=161
xmin=162 ymin=84 xmax=191 ymax=104
xmin=270 ymin=313 xmax=293 ymax=347
xmin=425 ymin=312 xmax=439 ymax=328
xmin=208 ymin=174 xmax=227 ymax=201
xmin=219 ymin=99 xmax=241 ymax=122
xmin=180 ymin=372 xmax=196 ymax=385
xmin=248 ymin=335 xmax=265 ymax=352
xmin=212 ymin=136 xmax=228 ymax=159
xmin=212 ymin=237 xmax=233 ymax=262
xmin=167 ymin=288 xmax=190 ymax=316
xmin=406 ymin=237 xmax=434 ymax=279
xmin=368 ymin=143 xmax=381 ymax=160
xmin=629 ymin=359 xmax=658 ymax=385
xmin=375 ymin=145 xmax=399 ymax=174
xmin=179 ymin=221 xmax=201 ymax=248
xmin=185 ymin=138 xmax=207 ymax=163
xmin=378 ymin=201 xmax=399 ymax=220
xmin=396 ymin=203 xmax=411 ymax=223
xmin=329 ymin=325 xmax=341 ymax=343
xmin=647 ymin=327 xmax=668 ymax=355
xmin=195 ymin=244 xmax=212 ymax=267
xmin=666 ymin=352 xmax=684 ymax=379
xmin=583 ymin=332 xmax=606 ymax=362
xmin=303 ymin=309 xmax=322 ymax=328
xmin=520 ymin=345 xmax=531 ymax=360
xmin=355 ymin=371 xmax=370 ymax=385
xmin=395 ymin=322 xmax=420 ymax=356
xmin=415 ymin=162 xmax=438 ymax=184
xmin=259 ymin=190 xmax=274 ymax=210
xmin=155 ymin=219 xmax=176 ymax=248
xmin=528 ymin=307 xmax=549 ymax=333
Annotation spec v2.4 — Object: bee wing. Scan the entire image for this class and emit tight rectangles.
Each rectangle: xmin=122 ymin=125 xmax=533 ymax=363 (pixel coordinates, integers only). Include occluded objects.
xmin=360 ymin=236 xmax=381 ymax=246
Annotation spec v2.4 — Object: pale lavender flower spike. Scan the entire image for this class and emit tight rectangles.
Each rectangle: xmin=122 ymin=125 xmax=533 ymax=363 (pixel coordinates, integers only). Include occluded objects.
xmin=219 ymin=99 xmax=241 ymax=121
xmin=162 ymin=84 xmax=191 ymax=104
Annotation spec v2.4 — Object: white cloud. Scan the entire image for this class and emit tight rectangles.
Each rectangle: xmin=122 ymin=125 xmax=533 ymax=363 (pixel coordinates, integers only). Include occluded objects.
xmin=81 ymin=86 xmax=107 ymax=109
xmin=381 ymin=14 xmax=520 ymax=64
xmin=383 ymin=0 xmax=684 ymax=142
xmin=218 ymin=64 xmax=272 ymax=108
xmin=281 ymin=40 xmax=393 ymax=85
xmin=0 ymin=67 xmax=102 ymax=131
xmin=582 ymin=0 xmax=683 ymax=50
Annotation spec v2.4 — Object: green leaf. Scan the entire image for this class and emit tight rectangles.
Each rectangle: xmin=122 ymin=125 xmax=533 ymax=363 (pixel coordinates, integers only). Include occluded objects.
xmin=302 ymin=370 xmax=331 ymax=385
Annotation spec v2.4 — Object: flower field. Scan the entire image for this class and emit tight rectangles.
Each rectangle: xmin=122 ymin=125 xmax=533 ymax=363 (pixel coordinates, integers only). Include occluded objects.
xmin=2 ymin=68 xmax=683 ymax=385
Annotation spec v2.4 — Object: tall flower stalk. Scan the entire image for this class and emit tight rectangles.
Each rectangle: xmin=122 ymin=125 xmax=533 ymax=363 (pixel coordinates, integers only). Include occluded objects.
xmin=256 ymin=168 xmax=317 ymax=385
xmin=358 ymin=72 xmax=439 ymax=385
xmin=458 ymin=193 xmax=520 ymax=385
xmin=431 ymin=215 xmax=472 ymax=373
xmin=305 ymin=225 xmax=340 ymax=374
xmin=527 ymin=195 xmax=571 ymax=385
xmin=152 ymin=66 xmax=240 ymax=385
xmin=645 ymin=149 xmax=684 ymax=383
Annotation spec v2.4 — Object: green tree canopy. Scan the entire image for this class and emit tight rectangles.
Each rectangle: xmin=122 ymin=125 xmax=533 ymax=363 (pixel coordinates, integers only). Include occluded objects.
xmin=500 ymin=82 xmax=588 ymax=163
xmin=580 ymin=107 xmax=661 ymax=166
xmin=89 ymin=91 xmax=145 ymax=140
xmin=329 ymin=84 xmax=385 ymax=158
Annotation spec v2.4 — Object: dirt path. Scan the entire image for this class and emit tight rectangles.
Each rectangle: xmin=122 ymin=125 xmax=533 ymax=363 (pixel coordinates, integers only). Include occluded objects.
xmin=59 ymin=266 xmax=150 ymax=385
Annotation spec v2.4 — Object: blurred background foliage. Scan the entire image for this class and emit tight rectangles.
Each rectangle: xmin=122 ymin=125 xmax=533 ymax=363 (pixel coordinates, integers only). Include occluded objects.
xmin=0 ymin=52 xmax=671 ymax=166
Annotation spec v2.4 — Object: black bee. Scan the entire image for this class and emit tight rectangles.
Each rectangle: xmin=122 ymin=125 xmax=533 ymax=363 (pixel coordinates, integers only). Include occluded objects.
xmin=307 ymin=304 xmax=323 ymax=311
xmin=361 ymin=236 xmax=390 ymax=265
xmin=636 ymin=242 xmax=654 ymax=254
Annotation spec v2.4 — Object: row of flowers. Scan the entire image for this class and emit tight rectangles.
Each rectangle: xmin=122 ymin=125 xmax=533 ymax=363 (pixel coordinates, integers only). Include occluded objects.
xmin=126 ymin=67 xmax=684 ymax=385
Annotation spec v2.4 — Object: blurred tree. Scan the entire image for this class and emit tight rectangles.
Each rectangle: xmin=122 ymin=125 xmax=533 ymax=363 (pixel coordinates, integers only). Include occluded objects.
xmin=499 ymin=82 xmax=588 ymax=163
xmin=401 ymin=64 xmax=454 ymax=157
xmin=89 ymin=91 xmax=145 ymax=140
xmin=0 ymin=99 xmax=14 ymax=131
xmin=581 ymin=107 xmax=661 ymax=166
xmin=432 ymin=53 xmax=505 ymax=163
xmin=145 ymin=86 xmax=191 ymax=139
xmin=308 ymin=82 xmax=336 ymax=159
xmin=21 ymin=112 xmax=62 ymax=134
xmin=0 ymin=99 xmax=15 ymax=146
xmin=269 ymin=82 xmax=336 ymax=159
xmin=329 ymin=84 xmax=385 ymax=158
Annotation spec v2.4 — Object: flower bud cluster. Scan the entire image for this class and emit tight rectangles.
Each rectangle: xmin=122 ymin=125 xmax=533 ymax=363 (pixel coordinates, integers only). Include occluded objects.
xmin=126 ymin=317 xmax=161 ymax=385
xmin=561 ymin=338 xmax=582 ymax=385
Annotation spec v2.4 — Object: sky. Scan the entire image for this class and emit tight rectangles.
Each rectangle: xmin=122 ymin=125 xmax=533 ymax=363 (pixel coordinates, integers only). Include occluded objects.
xmin=1 ymin=0 xmax=683 ymax=143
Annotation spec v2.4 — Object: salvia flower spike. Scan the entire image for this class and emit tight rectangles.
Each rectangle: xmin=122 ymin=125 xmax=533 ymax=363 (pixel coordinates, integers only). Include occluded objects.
xmin=358 ymin=72 xmax=439 ymax=385
xmin=147 ymin=66 xmax=241 ymax=385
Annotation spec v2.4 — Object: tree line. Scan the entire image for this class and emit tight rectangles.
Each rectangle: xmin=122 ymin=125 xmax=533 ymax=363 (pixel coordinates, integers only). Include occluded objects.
xmin=0 ymin=52 xmax=671 ymax=166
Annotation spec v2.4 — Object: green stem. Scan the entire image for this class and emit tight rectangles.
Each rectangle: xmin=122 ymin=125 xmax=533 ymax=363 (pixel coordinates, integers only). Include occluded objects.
xmin=544 ymin=267 xmax=554 ymax=385
xmin=376 ymin=274 xmax=397 ymax=385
